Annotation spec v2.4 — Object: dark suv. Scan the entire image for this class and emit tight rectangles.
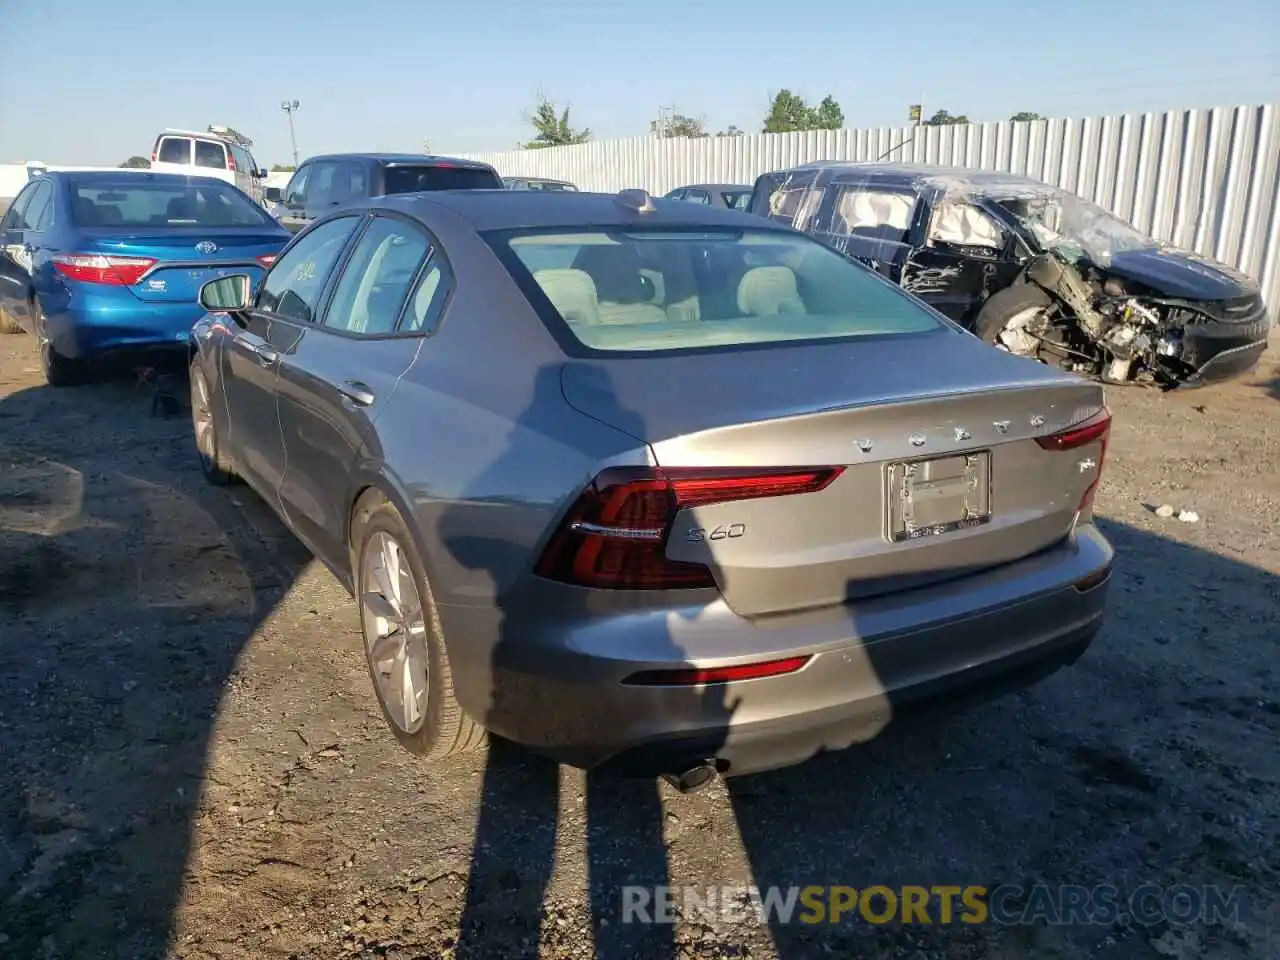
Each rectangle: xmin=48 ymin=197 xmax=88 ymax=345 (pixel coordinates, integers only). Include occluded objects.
xmin=268 ymin=153 xmax=503 ymax=234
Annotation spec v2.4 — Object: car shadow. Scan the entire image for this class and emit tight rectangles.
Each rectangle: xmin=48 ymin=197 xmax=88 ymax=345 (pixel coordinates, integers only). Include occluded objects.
xmin=0 ymin=362 xmax=313 ymax=959
xmin=3 ymin=353 xmax=1277 ymax=959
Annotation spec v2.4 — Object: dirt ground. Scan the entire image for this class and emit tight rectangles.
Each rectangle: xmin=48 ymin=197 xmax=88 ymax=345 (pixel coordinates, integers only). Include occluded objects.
xmin=1 ymin=330 xmax=1278 ymax=960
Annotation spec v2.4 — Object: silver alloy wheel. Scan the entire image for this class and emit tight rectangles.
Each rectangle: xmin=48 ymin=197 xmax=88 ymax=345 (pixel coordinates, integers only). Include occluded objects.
xmin=191 ymin=372 xmax=215 ymax=469
xmin=360 ymin=531 xmax=429 ymax=734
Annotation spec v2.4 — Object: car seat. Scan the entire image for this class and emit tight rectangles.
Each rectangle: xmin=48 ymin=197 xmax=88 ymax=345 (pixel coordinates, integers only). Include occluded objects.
xmin=737 ymin=266 xmax=806 ymax=316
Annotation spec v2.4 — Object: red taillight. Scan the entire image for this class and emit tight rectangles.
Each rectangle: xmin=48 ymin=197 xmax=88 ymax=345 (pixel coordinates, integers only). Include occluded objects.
xmin=1036 ymin=407 xmax=1111 ymax=514
xmin=256 ymin=253 xmax=277 ymax=268
xmin=623 ymin=655 xmax=812 ymax=686
xmin=53 ymin=254 xmax=156 ymax=286
xmin=534 ymin=465 xmax=843 ymax=590
xmin=226 ymin=152 xmax=236 ymax=171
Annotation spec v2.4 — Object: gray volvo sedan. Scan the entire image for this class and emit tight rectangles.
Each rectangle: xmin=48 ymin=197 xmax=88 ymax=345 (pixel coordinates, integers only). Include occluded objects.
xmin=188 ymin=187 xmax=1114 ymax=788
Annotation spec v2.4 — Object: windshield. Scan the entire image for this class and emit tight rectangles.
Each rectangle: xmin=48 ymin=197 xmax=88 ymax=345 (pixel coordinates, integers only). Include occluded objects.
xmin=993 ymin=188 xmax=1153 ymax=265
xmin=383 ymin=165 xmax=502 ymax=193
xmin=68 ymin=178 xmax=272 ymax=228
xmin=488 ymin=226 xmax=943 ymax=354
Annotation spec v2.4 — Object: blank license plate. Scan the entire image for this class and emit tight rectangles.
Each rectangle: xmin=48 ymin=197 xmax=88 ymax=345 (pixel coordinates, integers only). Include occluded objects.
xmin=885 ymin=452 xmax=992 ymax=542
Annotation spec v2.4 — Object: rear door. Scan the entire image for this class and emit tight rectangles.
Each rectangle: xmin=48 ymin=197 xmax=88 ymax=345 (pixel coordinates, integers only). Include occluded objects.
xmin=193 ymin=138 xmax=232 ymax=186
xmin=809 ymin=180 xmax=921 ymax=282
xmin=274 ymin=213 xmax=441 ymax=564
xmin=151 ymin=135 xmax=194 ymax=173
xmin=222 ymin=214 xmax=363 ymax=504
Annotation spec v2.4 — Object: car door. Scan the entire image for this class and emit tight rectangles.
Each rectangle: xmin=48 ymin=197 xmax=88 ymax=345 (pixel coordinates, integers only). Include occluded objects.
xmin=0 ymin=181 xmax=40 ymax=321
xmin=0 ymin=179 xmax=52 ymax=330
xmin=302 ymin=161 xmax=342 ymax=222
xmin=274 ymin=213 xmax=439 ymax=566
xmin=221 ymin=214 xmax=364 ymax=508
xmin=901 ymin=198 xmax=1025 ymax=325
xmin=278 ymin=163 xmax=314 ymax=234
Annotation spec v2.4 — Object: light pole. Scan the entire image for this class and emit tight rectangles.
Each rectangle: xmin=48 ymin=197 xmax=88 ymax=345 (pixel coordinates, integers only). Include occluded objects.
xmin=281 ymin=100 xmax=300 ymax=167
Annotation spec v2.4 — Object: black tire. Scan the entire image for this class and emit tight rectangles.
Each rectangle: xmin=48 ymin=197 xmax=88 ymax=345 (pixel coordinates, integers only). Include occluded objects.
xmin=189 ymin=361 xmax=238 ymax=485
xmin=974 ymin=283 xmax=1054 ymax=347
xmin=39 ymin=323 xmax=89 ymax=387
xmin=350 ymin=492 xmax=486 ymax=759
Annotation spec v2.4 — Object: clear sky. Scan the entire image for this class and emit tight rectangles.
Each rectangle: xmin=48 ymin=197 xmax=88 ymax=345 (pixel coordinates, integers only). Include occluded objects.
xmin=1 ymin=0 xmax=1276 ymax=168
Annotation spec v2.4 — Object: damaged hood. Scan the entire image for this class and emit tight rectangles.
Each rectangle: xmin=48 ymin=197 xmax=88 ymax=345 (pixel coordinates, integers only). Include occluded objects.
xmin=1103 ymin=246 xmax=1261 ymax=302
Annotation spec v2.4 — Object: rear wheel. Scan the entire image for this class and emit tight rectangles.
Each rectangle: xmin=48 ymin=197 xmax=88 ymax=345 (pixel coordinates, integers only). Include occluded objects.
xmin=351 ymin=493 xmax=485 ymax=759
xmin=189 ymin=361 xmax=238 ymax=485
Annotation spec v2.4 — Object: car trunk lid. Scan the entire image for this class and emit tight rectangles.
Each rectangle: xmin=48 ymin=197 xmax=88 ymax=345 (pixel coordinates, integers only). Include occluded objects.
xmin=77 ymin=228 xmax=286 ymax=303
xmin=559 ymin=330 xmax=1107 ymax=618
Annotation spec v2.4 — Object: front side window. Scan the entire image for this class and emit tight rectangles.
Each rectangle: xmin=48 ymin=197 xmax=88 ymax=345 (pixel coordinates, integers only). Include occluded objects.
xmin=194 ymin=140 xmax=228 ymax=169
xmin=928 ymin=201 xmax=1007 ymax=252
xmin=722 ymin=190 xmax=751 ymax=211
xmin=284 ymin=166 xmax=311 ymax=206
xmin=324 ymin=217 xmax=431 ymax=335
xmin=257 ymin=216 xmax=361 ymax=323
xmin=68 ymin=179 xmax=273 ymax=228
xmin=683 ymin=190 xmax=711 ymax=205
xmin=489 ymin=227 xmax=943 ymax=354
xmin=156 ymin=137 xmax=191 ymax=164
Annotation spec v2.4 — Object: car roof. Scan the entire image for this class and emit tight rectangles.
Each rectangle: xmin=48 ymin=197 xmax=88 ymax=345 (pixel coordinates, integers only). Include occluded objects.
xmin=303 ymin=152 xmax=495 ymax=169
xmin=372 ymin=189 xmax=793 ymax=232
xmin=775 ymin=161 xmax=1050 ymax=193
xmin=506 ymin=176 xmax=571 ymax=184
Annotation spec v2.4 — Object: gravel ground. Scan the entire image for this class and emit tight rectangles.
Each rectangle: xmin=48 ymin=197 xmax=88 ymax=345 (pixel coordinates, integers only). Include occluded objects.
xmin=0 ymin=331 xmax=1278 ymax=960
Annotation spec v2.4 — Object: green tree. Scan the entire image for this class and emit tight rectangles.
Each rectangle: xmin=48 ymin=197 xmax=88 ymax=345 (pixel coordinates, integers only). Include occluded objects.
xmin=271 ymin=164 xmax=296 ymax=172
xmin=1009 ymin=111 xmax=1045 ymax=122
xmin=119 ymin=155 xmax=151 ymax=168
xmin=716 ymin=125 xmax=745 ymax=137
xmin=812 ymin=95 xmax=845 ymax=130
xmin=524 ymin=99 xmax=591 ymax=149
xmin=762 ymin=89 xmax=846 ymax=133
xmin=657 ymin=113 xmax=707 ymax=138
xmin=924 ymin=109 xmax=971 ymax=126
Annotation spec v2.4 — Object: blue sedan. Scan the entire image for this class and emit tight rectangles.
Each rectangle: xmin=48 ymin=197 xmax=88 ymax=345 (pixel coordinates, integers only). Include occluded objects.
xmin=0 ymin=170 xmax=291 ymax=385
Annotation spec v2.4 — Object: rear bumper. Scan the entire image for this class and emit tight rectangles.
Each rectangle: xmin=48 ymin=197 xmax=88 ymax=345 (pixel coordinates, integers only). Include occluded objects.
xmin=42 ymin=295 xmax=203 ymax=359
xmin=442 ymin=523 xmax=1114 ymax=778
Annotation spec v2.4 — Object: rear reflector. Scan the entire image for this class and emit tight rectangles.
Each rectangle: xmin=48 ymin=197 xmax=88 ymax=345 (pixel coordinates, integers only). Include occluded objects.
xmin=535 ymin=465 xmax=843 ymax=590
xmin=623 ymin=655 xmax=812 ymax=686
xmin=53 ymin=253 xmax=156 ymax=286
xmin=256 ymin=253 xmax=278 ymax=268
xmin=1036 ymin=407 xmax=1111 ymax=514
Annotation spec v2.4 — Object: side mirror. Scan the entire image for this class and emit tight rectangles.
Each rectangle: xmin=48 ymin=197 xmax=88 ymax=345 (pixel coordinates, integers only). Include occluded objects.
xmin=199 ymin=274 xmax=253 ymax=312
xmin=256 ymin=168 xmax=268 ymax=179
xmin=264 ymin=187 xmax=283 ymax=203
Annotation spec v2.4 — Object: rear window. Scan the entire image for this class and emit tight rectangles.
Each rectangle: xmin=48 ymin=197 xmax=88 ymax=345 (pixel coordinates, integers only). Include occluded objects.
xmin=488 ymin=227 xmax=942 ymax=354
xmin=194 ymin=140 xmax=228 ymax=169
xmin=69 ymin=179 xmax=273 ymax=228
xmin=156 ymin=137 xmax=191 ymax=164
xmin=382 ymin=165 xmax=502 ymax=194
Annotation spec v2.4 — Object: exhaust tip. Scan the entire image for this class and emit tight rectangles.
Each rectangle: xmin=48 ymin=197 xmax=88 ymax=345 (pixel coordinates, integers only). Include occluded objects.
xmin=662 ymin=763 xmax=718 ymax=794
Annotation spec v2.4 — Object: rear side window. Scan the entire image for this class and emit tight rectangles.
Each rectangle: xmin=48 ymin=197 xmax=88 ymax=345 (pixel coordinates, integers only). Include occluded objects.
xmin=156 ymin=137 xmax=192 ymax=164
xmin=722 ymin=190 xmax=751 ymax=211
xmin=382 ymin=165 xmax=502 ymax=194
xmin=324 ymin=217 xmax=431 ymax=335
xmin=489 ymin=227 xmax=942 ymax=355
xmin=823 ymin=185 xmax=918 ymax=245
xmin=194 ymin=140 xmax=228 ymax=169
xmin=68 ymin=179 xmax=273 ymax=228
xmin=25 ymin=181 xmax=54 ymax=230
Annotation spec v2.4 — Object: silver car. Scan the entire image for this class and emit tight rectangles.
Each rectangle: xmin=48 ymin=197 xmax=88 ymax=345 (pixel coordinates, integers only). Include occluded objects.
xmin=188 ymin=187 xmax=1114 ymax=788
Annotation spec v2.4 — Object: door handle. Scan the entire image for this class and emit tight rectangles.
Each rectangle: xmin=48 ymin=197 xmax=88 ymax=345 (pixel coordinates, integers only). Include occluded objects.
xmin=339 ymin=380 xmax=375 ymax=407
xmin=251 ymin=343 xmax=279 ymax=366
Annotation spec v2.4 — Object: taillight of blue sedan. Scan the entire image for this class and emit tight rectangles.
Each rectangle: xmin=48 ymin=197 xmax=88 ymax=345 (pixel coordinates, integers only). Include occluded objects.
xmin=0 ymin=170 xmax=291 ymax=385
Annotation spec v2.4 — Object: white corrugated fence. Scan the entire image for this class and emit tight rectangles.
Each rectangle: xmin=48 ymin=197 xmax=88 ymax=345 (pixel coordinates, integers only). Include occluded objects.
xmin=459 ymin=103 xmax=1280 ymax=309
